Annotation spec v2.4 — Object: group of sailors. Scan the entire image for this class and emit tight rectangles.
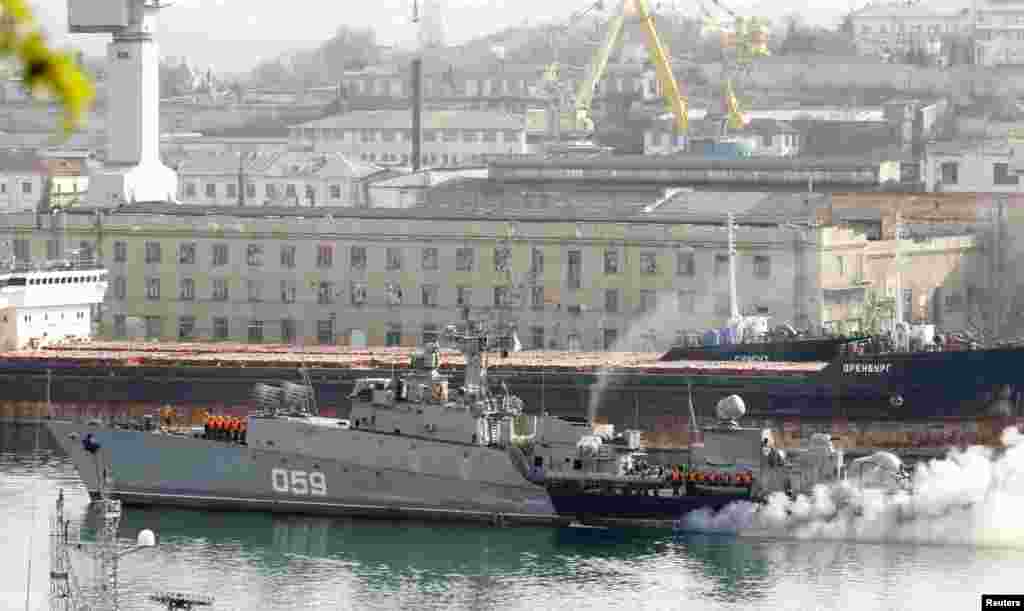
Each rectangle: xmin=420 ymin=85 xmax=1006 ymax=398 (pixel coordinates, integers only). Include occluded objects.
xmin=204 ymin=414 xmax=247 ymax=444
xmin=669 ymin=465 xmax=754 ymax=495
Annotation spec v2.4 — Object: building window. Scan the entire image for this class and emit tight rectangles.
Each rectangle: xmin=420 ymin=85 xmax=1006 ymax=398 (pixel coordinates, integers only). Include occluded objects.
xmin=281 ymin=319 xmax=297 ymax=344
xmin=205 ymin=183 xmax=216 ymax=198
xmin=112 ymin=241 xmax=126 ymax=263
xmin=144 ymin=241 xmax=161 ymax=264
xmin=247 ymin=244 xmax=264 ymax=266
xmin=317 ymin=244 xmax=333 ymax=268
xmin=145 ymin=277 xmax=160 ymax=300
xmin=605 ymin=289 xmax=619 ymax=313
xmin=329 ymin=184 xmax=342 ymax=199
xmin=567 ymin=250 xmax=582 ymax=290
xmin=350 ymin=246 xmax=367 ymax=270
xmin=178 ymin=242 xmax=196 ymax=264
xmin=422 ymin=324 xmax=439 ymax=346
xmin=285 ymin=184 xmax=297 ymax=199
xmin=385 ymin=327 xmax=402 ymax=347
xmin=22 ymin=181 xmax=31 ymax=194
xmin=179 ymin=278 xmax=195 ymax=301
xmin=940 ymin=161 xmax=959 ymax=184
xmin=753 ymin=255 xmax=771 ymax=278
xmin=265 ymin=184 xmax=277 ymax=199
xmin=247 ymin=279 xmax=263 ymax=303
xmin=144 ymin=316 xmax=162 ymax=339
xmin=212 ymin=243 xmax=229 ymax=266
xmin=248 ymin=320 xmax=264 ymax=343
xmin=994 ymin=163 xmax=1019 ymax=185
xmin=385 ymin=282 xmax=403 ymax=305
xmin=945 ymin=293 xmax=964 ymax=311
xmin=316 ymin=319 xmax=335 ymax=345
xmin=317 ymin=281 xmax=335 ymax=305
xmin=639 ymin=251 xmax=658 ymax=274
xmin=280 ymin=245 xmax=296 ymax=268
xmin=455 ymin=247 xmax=474 ymax=272
xmin=676 ymin=252 xmax=695 ymax=276
xmin=226 ymin=183 xmax=237 ymax=200
xmin=715 ymin=293 xmax=730 ymax=315
xmin=350 ymin=282 xmax=367 ymax=306
xmin=530 ymin=326 xmax=544 ymax=350
xmin=185 ymin=183 xmax=197 ymax=198
xmin=421 ymin=247 xmax=439 ymax=271
xmin=113 ymin=276 xmax=126 ymax=300
xmin=531 ymin=286 xmax=545 ymax=310
xmin=212 ymin=278 xmax=229 ymax=301
xmin=604 ymin=249 xmax=619 ymax=274
xmin=714 ymin=254 xmax=729 ymax=276
xmin=493 ymin=286 xmax=509 ymax=308
xmin=386 ymin=247 xmax=403 ymax=271
xmin=530 ymin=248 xmax=544 ymax=274
xmin=212 ymin=317 xmax=229 ymax=340
xmin=246 ymin=183 xmax=256 ymax=199
xmin=456 ymin=286 xmax=472 ymax=308
xmin=421 ymin=284 xmax=438 ymax=307
xmin=13 ymin=239 xmax=29 ymax=263
xmin=178 ymin=316 xmax=195 ymax=340
xmin=280 ymin=280 xmax=296 ymax=303
xmin=603 ymin=328 xmax=619 ymax=351
xmin=836 ymin=256 xmax=846 ymax=276
xmin=112 ymin=314 xmax=126 ymax=338
xmin=678 ymin=290 xmax=696 ymax=314
xmin=494 ymin=246 xmax=511 ymax=272
xmin=639 ymin=290 xmax=657 ymax=314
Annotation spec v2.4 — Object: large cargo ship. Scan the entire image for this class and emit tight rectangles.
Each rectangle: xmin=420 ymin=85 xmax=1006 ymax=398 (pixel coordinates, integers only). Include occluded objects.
xmin=47 ymin=322 xmax=843 ymax=527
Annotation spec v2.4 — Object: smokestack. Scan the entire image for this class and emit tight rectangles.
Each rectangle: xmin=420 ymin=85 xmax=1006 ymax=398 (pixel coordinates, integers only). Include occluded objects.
xmin=411 ymin=57 xmax=423 ymax=172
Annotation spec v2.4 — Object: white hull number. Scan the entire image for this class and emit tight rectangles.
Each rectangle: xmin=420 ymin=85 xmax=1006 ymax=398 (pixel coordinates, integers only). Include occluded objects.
xmin=272 ymin=468 xmax=327 ymax=496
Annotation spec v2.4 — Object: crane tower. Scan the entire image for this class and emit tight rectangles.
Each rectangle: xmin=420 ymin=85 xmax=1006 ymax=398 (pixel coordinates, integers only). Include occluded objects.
xmin=67 ymin=0 xmax=179 ymax=206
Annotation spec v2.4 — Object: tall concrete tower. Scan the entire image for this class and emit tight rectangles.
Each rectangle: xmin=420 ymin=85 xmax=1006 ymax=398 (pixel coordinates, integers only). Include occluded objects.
xmin=418 ymin=0 xmax=447 ymax=50
xmin=68 ymin=0 xmax=178 ymax=205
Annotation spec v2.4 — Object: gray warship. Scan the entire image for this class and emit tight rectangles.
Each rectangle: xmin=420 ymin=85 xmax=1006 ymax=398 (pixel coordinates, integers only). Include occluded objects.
xmin=48 ymin=321 xmax=847 ymax=527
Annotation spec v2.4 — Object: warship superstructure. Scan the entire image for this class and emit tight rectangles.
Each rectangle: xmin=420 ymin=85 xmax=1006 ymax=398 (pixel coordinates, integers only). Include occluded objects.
xmin=48 ymin=321 xmax=845 ymax=527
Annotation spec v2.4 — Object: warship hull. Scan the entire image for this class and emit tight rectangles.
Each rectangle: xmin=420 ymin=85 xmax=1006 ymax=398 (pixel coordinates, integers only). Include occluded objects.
xmin=47 ymin=420 xmax=562 ymax=525
xmin=47 ymin=420 xmax=763 ymax=527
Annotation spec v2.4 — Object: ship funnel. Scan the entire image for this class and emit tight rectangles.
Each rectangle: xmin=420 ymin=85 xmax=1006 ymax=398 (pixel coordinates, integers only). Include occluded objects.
xmin=282 ymin=381 xmax=314 ymax=413
xmin=252 ymin=384 xmax=284 ymax=413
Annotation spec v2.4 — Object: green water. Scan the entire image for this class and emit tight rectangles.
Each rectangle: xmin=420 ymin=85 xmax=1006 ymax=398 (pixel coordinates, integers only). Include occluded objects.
xmin=3 ymin=422 xmax=1023 ymax=611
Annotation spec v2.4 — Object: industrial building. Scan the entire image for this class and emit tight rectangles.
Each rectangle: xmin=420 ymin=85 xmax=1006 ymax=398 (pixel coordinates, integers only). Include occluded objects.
xmin=0 ymin=189 xmax=990 ymax=349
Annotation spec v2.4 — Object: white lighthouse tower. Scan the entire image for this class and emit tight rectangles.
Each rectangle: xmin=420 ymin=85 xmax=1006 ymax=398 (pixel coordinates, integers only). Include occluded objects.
xmin=68 ymin=0 xmax=178 ymax=205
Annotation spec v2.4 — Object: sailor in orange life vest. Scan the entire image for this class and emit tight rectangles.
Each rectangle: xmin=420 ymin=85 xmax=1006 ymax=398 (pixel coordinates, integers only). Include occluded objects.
xmin=670 ymin=466 xmax=683 ymax=496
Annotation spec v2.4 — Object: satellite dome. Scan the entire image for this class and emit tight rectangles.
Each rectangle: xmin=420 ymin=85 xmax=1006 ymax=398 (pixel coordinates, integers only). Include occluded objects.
xmin=716 ymin=395 xmax=746 ymax=421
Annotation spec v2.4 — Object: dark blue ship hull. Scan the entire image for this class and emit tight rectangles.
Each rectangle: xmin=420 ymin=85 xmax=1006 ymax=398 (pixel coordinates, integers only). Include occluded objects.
xmin=760 ymin=347 xmax=1024 ymax=420
xmin=659 ymin=336 xmax=867 ymax=363
xmin=549 ymin=491 xmax=750 ymax=520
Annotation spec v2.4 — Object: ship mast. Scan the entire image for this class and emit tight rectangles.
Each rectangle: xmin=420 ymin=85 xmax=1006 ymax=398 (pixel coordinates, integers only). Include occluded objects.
xmin=894 ymin=212 xmax=905 ymax=330
xmin=727 ymin=212 xmax=740 ymax=321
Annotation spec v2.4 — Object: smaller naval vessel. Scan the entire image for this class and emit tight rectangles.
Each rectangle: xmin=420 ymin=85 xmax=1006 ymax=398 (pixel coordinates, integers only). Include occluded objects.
xmin=49 ymin=320 xmax=846 ymax=528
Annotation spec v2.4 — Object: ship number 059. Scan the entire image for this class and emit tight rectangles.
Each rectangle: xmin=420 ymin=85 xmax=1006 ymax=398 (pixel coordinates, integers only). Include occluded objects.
xmin=272 ymin=468 xmax=327 ymax=496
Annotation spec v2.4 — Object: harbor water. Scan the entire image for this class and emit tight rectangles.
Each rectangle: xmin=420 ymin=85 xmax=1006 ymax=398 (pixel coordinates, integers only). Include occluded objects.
xmin=4 ymin=421 xmax=1024 ymax=611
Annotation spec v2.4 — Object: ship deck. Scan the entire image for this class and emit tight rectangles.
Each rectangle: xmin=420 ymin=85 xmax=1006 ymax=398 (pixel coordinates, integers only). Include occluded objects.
xmin=0 ymin=340 xmax=824 ymax=377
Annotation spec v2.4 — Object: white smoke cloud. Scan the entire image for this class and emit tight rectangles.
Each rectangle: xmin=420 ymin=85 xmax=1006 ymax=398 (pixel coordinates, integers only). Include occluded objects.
xmin=679 ymin=427 xmax=1024 ymax=549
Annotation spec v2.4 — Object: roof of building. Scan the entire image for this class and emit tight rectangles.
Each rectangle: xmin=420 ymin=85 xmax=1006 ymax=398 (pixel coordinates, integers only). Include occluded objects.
xmin=851 ymin=4 xmax=964 ymax=19
xmin=651 ymin=190 xmax=827 ymax=222
xmin=175 ymin=151 xmax=382 ymax=179
xmin=0 ymin=151 xmax=44 ymax=174
xmin=297 ymin=109 xmax=525 ymax=131
xmin=489 ymin=154 xmax=890 ymax=171
xmin=369 ymin=167 xmax=489 ymax=188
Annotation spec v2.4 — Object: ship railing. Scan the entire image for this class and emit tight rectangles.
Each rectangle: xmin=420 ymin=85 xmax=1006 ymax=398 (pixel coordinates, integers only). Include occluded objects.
xmin=1 ymin=258 xmax=106 ymax=274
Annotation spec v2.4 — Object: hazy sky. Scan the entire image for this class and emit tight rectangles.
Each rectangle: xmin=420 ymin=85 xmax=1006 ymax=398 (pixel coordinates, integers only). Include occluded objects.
xmin=30 ymin=0 xmax=904 ymax=74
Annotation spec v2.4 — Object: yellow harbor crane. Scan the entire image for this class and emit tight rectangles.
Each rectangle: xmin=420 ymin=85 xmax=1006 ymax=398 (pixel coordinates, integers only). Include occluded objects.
xmin=697 ymin=0 xmax=770 ymax=132
xmin=539 ymin=0 xmax=689 ymax=142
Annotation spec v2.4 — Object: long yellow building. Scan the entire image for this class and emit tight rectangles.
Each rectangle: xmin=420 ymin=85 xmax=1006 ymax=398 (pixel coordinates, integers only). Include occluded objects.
xmin=0 ymin=191 xmax=991 ymax=350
